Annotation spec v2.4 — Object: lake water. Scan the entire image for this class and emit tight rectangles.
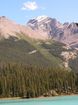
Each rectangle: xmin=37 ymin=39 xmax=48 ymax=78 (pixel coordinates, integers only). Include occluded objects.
xmin=0 ymin=96 xmax=78 ymax=105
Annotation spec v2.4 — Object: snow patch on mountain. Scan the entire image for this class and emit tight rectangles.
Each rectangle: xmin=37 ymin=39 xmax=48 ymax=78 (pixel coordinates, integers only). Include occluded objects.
xmin=35 ymin=15 xmax=48 ymax=22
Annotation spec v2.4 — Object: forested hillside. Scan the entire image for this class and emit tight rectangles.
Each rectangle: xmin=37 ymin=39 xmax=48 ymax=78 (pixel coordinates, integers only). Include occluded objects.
xmin=0 ymin=36 xmax=78 ymax=98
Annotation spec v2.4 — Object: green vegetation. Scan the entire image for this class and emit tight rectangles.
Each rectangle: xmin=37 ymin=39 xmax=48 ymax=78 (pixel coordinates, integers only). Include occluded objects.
xmin=18 ymin=33 xmax=63 ymax=67
xmin=0 ymin=36 xmax=65 ymax=68
xmin=69 ymin=56 xmax=78 ymax=73
xmin=0 ymin=36 xmax=78 ymax=98
xmin=41 ymin=41 xmax=68 ymax=59
xmin=0 ymin=37 xmax=51 ymax=67
xmin=0 ymin=63 xmax=77 ymax=98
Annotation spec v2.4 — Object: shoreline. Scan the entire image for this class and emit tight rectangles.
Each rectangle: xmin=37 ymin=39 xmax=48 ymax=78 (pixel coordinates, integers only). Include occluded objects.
xmin=0 ymin=94 xmax=78 ymax=100
xmin=0 ymin=97 xmax=21 ymax=100
xmin=37 ymin=94 xmax=78 ymax=99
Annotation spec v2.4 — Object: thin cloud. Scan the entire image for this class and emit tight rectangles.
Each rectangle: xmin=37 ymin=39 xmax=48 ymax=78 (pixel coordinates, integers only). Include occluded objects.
xmin=21 ymin=1 xmax=38 ymax=11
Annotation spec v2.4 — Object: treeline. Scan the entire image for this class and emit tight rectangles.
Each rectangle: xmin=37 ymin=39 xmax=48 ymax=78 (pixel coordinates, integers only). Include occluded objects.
xmin=0 ymin=63 xmax=78 ymax=98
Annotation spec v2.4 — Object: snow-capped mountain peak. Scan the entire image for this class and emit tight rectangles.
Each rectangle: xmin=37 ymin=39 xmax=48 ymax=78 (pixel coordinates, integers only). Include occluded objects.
xmin=27 ymin=16 xmax=63 ymax=38
xmin=27 ymin=16 xmax=78 ymax=47
xmin=35 ymin=15 xmax=48 ymax=22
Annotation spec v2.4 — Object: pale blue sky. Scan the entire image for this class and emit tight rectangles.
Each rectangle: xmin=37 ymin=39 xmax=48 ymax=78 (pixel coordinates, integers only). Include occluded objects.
xmin=0 ymin=0 xmax=78 ymax=24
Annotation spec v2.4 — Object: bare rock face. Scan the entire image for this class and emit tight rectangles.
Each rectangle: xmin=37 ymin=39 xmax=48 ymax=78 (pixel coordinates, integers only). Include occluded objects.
xmin=0 ymin=16 xmax=18 ymax=38
xmin=0 ymin=16 xmax=48 ymax=40
xmin=27 ymin=16 xmax=63 ymax=39
xmin=27 ymin=16 xmax=78 ymax=48
xmin=61 ymin=51 xmax=77 ymax=68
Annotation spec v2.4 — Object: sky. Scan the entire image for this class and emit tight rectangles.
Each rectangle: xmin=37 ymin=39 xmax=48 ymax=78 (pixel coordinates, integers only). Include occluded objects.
xmin=0 ymin=0 xmax=78 ymax=24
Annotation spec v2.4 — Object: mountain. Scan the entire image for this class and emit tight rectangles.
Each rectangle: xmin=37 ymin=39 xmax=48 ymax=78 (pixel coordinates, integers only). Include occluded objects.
xmin=1 ymin=15 xmax=78 ymax=48
xmin=27 ymin=16 xmax=63 ymax=39
xmin=27 ymin=16 xmax=78 ymax=48
xmin=0 ymin=16 xmax=65 ymax=70
xmin=27 ymin=16 xmax=78 ymax=72
xmin=0 ymin=16 xmax=48 ymax=40
xmin=0 ymin=16 xmax=78 ymax=72
xmin=0 ymin=16 xmax=78 ymax=98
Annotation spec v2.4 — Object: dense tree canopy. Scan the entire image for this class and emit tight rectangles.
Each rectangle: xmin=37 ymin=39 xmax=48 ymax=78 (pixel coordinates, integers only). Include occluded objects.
xmin=0 ymin=63 xmax=77 ymax=98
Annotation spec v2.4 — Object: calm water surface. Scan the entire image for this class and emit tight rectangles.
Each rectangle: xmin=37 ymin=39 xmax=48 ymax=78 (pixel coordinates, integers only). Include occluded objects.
xmin=0 ymin=96 xmax=78 ymax=105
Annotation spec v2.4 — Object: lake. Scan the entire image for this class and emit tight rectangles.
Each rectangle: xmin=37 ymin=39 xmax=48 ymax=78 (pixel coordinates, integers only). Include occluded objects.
xmin=0 ymin=96 xmax=78 ymax=105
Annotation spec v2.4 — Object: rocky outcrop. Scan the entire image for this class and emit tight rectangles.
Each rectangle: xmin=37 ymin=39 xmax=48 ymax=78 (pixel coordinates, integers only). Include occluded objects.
xmin=61 ymin=51 xmax=77 ymax=68
xmin=43 ymin=90 xmax=58 ymax=97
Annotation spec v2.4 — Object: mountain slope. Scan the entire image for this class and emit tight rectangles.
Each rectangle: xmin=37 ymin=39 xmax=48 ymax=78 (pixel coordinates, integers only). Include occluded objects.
xmin=0 ymin=16 xmax=65 ymax=69
xmin=0 ymin=16 xmax=78 ymax=72
xmin=0 ymin=36 xmax=50 ymax=66
xmin=0 ymin=16 xmax=48 ymax=40
xmin=0 ymin=35 xmax=67 ymax=70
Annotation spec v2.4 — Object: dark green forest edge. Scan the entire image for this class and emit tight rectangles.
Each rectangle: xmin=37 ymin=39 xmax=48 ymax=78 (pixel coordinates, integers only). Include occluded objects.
xmin=0 ymin=36 xmax=78 ymax=98
xmin=0 ymin=64 xmax=78 ymax=98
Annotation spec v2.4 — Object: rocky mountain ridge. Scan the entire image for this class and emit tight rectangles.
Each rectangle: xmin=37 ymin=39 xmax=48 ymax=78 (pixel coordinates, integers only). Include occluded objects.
xmin=0 ymin=16 xmax=48 ymax=40
xmin=27 ymin=16 xmax=78 ymax=48
xmin=1 ymin=15 xmax=78 ymax=48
